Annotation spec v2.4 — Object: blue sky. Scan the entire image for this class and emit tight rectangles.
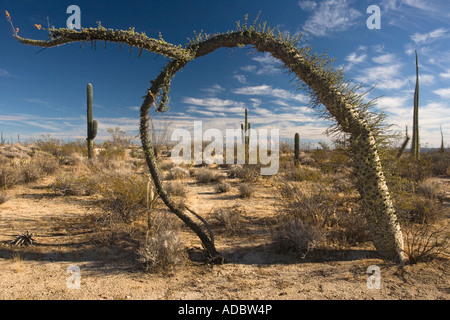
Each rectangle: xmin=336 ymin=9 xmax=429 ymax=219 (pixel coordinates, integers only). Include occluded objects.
xmin=1 ymin=0 xmax=449 ymax=148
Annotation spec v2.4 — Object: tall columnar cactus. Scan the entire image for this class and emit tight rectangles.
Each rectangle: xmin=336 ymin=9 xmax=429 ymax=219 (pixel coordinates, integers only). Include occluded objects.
xmin=440 ymin=126 xmax=445 ymax=153
xmin=241 ymin=108 xmax=251 ymax=164
xmin=411 ymin=50 xmax=420 ymax=160
xmin=86 ymin=83 xmax=98 ymax=159
xmin=294 ymin=133 xmax=300 ymax=165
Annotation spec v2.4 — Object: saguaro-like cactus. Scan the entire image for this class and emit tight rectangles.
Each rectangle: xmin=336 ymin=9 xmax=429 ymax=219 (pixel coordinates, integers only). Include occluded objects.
xmin=294 ymin=133 xmax=300 ymax=165
xmin=86 ymin=83 xmax=98 ymax=159
xmin=241 ymin=108 xmax=251 ymax=164
xmin=411 ymin=50 xmax=420 ymax=160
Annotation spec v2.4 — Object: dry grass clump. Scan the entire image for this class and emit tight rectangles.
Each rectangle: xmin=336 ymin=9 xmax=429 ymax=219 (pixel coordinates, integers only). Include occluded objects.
xmin=212 ymin=206 xmax=243 ymax=235
xmin=164 ymin=181 xmax=187 ymax=197
xmin=196 ymin=168 xmax=222 ymax=184
xmin=227 ymin=165 xmax=259 ymax=182
xmin=165 ymin=166 xmax=190 ymax=180
xmin=394 ymin=194 xmax=442 ymax=224
xmin=136 ymin=211 xmax=186 ymax=273
xmin=237 ymin=183 xmax=255 ymax=198
xmin=272 ymin=218 xmax=325 ymax=258
xmin=215 ymin=181 xmax=232 ymax=193
xmin=417 ymin=178 xmax=442 ymax=200
xmin=51 ymin=174 xmax=88 ymax=196
xmin=0 ymin=192 xmax=10 ymax=205
xmin=272 ymin=179 xmax=369 ymax=256
xmin=0 ymin=152 xmax=59 ymax=188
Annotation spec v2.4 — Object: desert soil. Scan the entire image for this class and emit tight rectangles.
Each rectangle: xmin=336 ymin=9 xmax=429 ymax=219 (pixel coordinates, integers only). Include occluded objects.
xmin=0 ymin=168 xmax=449 ymax=301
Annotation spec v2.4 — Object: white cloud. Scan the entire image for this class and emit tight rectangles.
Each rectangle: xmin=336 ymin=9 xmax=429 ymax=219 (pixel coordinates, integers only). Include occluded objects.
xmin=301 ymin=0 xmax=363 ymax=37
xmin=232 ymin=85 xmax=309 ymax=103
xmin=346 ymin=52 xmax=367 ymax=64
xmin=241 ymin=65 xmax=257 ymax=72
xmin=411 ymin=28 xmax=449 ymax=44
xmin=356 ymin=64 xmax=409 ymax=90
xmin=182 ymin=97 xmax=241 ymax=108
xmin=372 ymin=54 xmax=395 ymax=64
xmin=298 ymin=0 xmax=317 ymax=11
xmin=433 ymin=87 xmax=450 ymax=99
xmin=201 ymin=84 xmax=225 ymax=95
xmin=0 ymin=69 xmax=13 ymax=77
xmin=233 ymin=75 xmax=247 ymax=84
xmin=439 ymin=70 xmax=450 ymax=79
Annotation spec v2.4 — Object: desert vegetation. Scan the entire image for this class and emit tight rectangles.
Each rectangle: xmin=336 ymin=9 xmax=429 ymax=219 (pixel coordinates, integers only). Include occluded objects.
xmin=1 ymin=13 xmax=449 ymax=299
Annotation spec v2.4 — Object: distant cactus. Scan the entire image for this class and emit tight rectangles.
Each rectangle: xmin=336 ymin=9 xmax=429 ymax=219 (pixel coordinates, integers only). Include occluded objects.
xmin=86 ymin=83 xmax=98 ymax=159
xmin=440 ymin=126 xmax=445 ymax=153
xmin=411 ymin=50 xmax=420 ymax=160
xmin=241 ymin=108 xmax=250 ymax=164
xmin=397 ymin=126 xmax=410 ymax=159
xmin=294 ymin=133 xmax=300 ymax=165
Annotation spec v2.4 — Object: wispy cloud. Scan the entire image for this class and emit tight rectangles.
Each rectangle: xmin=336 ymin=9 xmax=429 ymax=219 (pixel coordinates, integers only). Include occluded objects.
xmin=240 ymin=53 xmax=282 ymax=76
xmin=299 ymin=0 xmax=362 ymax=37
xmin=433 ymin=87 xmax=450 ymax=99
xmin=411 ymin=28 xmax=449 ymax=44
xmin=0 ymin=69 xmax=14 ymax=77
xmin=232 ymin=85 xmax=309 ymax=103
xmin=356 ymin=64 xmax=409 ymax=90
xmin=372 ymin=53 xmax=396 ymax=64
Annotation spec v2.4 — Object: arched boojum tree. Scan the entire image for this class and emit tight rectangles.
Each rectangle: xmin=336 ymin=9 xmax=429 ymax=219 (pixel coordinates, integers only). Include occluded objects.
xmin=13 ymin=15 xmax=406 ymax=263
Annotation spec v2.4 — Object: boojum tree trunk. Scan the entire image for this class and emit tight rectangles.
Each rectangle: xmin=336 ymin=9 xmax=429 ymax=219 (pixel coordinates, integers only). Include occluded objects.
xmin=14 ymin=19 xmax=405 ymax=262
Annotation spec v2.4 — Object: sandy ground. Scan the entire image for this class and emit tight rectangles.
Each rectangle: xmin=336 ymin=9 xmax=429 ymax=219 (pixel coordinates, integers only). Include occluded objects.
xmin=0 ymin=168 xmax=449 ymax=301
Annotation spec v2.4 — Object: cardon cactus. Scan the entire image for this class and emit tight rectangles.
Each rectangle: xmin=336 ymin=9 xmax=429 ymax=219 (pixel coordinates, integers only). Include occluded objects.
xmin=411 ymin=50 xmax=420 ymax=160
xmin=241 ymin=108 xmax=251 ymax=164
xmin=86 ymin=83 xmax=98 ymax=159
xmin=294 ymin=133 xmax=300 ymax=165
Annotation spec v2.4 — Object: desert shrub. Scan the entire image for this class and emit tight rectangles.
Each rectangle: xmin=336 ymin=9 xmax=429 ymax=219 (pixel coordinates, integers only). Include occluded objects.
xmin=237 ymin=183 xmax=255 ymax=198
xmin=196 ymin=168 xmax=222 ymax=184
xmin=227 ymin=165 xmax=259 ymax=182
xmin=284 ymin=165 xmax=322 ymax=182
xmin=0 ymin=192 xmax=10 ymax=204
xmin=137 ymin=211 xmax=186 ymax=273
xmin=417 ymin=178 xmax=441 ymax=200
xmin=165 ymin=166 xmax=190 ymax=180
xmin=34 ymin=154 xmax=59 ymax=175
xmin=98 ymin=173 xmax=147 ymax=223
xmin=164 ymin=181 xmax=187 ymax=197
xmin=0 ymin=164 xmax=21 ymax=189
xmin=429 ymin=151 xmax=450 ymax=176
xmin=396 ymin=156 xmax=433 ymax=184
xmin=271 ymin=218 xmax=325 ymax=258
xmin=394 ymin=195 xmax=442 ymax=224
xmin=212 ymin=207 xmax=243 ymax=235
xmin=402 ymin=221 xmax=449 ymax=264
xmin=20 ymin=160 xmax=42 ymax=183
xmin=51 ymin=174 xmax=87 ymax=196
xmin=98 ymin=141 xmax=126 ymax=163
xmin=215 ymin=181 xmax=231 ymax=193
xmin=274 ymin=179 xmax=368 ymax=252
xmin=310 ymin=149 xmax=351 ymax=174
xmin=35 ymin=135 xmax=62 ymax=157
